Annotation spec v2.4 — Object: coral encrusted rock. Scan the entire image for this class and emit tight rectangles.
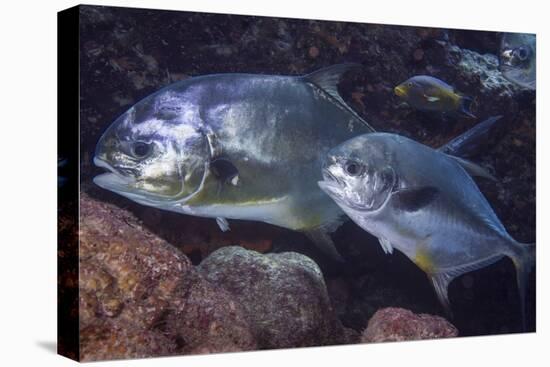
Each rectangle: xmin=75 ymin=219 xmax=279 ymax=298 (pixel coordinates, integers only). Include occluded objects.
xmin=79 ymin=193 xmax=256 ymax=361
xmin=361 ymin=307 xmax=458 ymax=343
xmin=198 ymin=246 xmax=346 ymax=349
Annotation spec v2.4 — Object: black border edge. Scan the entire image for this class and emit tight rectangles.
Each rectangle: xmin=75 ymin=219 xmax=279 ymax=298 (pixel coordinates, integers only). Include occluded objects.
xmin=57 ymin=4 xmax=80 ymax=362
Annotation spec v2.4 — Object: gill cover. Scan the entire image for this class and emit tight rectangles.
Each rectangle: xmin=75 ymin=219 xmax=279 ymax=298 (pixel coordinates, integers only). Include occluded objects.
xmin=93 ymin=92 xmax=211 ymax=203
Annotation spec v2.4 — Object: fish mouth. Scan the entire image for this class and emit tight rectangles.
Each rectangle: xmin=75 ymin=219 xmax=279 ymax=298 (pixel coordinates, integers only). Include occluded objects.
xmin=93 ymin=157 xmax=136 ymax=193
xmin=394 ymin=85 xmax=406 ymax=97
xmin=318 ymin=168 xmax=347 ymax=203
xmin=318 ymin=180 xmax=343 ymax=201
xmin=322 ymin=168 xmax=344 ymax=186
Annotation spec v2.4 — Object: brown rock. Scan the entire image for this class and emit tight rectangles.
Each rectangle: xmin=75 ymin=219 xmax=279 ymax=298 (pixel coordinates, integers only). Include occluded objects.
xmin=361 ymin=307 xmax=458 ymax=343
xmin=198 ymin=246 xmax=346 ymax=349
xmin=79 ymin=193 xmax=256 ymax=361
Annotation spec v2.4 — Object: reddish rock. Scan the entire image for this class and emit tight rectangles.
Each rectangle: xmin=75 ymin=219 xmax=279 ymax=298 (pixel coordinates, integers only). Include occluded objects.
xmin=361 ymin=307 xmax=458 ymax=343
xmin=79 ymin=193 xmax=256 ymax=361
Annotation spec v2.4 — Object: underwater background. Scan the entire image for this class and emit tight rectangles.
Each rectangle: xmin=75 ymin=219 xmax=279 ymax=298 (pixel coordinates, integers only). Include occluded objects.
xmin=66 ymin=4 xmax=535 ymax=361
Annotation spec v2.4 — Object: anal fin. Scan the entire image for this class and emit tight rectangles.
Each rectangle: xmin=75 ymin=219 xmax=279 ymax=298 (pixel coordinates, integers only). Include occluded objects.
xmin=429 ymin=254 xmax=504 ymax=317
xmin=430 ymin=273 xmax=454 ymax=317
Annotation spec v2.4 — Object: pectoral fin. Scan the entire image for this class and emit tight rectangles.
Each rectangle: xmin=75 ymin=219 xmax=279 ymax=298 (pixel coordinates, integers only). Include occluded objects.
xmin=216 ymin=217 xmax=230 ymax=232
xmin=425 ymin=95 xmax=440 ymax=102
xmin=391 ymin=186 xmax=439 ymax=212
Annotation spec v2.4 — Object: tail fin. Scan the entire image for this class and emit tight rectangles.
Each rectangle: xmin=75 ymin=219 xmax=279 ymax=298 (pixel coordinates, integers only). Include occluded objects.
xmin=508 ymin=241 xmax=535 ymax=331
xmin=459 ymin=96 xmax=476 ymax=118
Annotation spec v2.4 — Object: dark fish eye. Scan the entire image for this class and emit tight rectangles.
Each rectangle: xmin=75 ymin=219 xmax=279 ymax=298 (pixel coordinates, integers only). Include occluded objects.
xmin=132 ymin=141 xmax=153 ymax=158
xmin=516 ymin=46 xmax=529 ymax=61
xmin=345 ymin=161 xmax=363 ymax=176
xmin=407 ymin=82 xmax=413 ymax=88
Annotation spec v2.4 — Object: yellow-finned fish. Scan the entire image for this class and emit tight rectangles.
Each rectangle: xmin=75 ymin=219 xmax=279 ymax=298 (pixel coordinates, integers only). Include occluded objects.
xmin=394 ymin=75 xmax=475 ymax=118
xmin=318 ymin=133 xmax=534 ymax=328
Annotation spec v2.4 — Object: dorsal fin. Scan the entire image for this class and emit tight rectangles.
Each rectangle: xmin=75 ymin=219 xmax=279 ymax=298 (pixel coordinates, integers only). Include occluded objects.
xmin=438 ymin=115 xmax=503 ymax=158
xmin=302 ymin=63 xmax=375 ymax=132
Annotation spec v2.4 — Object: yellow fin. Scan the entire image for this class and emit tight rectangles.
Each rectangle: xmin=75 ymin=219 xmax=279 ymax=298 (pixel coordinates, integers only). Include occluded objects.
xmin=414 ymin=246 xmax=435 ymax=273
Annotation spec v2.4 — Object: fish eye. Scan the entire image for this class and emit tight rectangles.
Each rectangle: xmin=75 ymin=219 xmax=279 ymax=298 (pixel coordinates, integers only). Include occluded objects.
xmin=407 ymin=82 xmax=413 ymax=88
xmin=132 ymin=141 xmax=153 ymax=158
xmin=344 ymin=161 xmax=363 ymax=176
xmin=516 ymin=46 xmax=529 ymax=61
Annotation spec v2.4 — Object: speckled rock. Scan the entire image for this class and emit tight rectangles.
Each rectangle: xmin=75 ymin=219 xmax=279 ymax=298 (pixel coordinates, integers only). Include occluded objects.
xmin=198 ymin=246 xmax=346 ymax=349
xmin=449 ymin=45 xmax=517 ymax=98
xmin=79 ymin=193 xmax=256 ymax=361
xmin=361 ymin=307 xmax=458 ymax=343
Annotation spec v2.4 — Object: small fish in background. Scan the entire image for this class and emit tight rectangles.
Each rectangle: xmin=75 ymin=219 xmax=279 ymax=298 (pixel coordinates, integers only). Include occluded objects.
xmin=500 ymin=33 xmax=536 ymax=90
xmin=318 ymin=133 xmax=534 ymax=328
xmin=394 ymin=75 xmax=476 ymax=118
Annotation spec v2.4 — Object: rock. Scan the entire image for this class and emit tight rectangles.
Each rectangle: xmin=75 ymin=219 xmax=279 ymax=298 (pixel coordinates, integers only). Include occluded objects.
xmin=361 ymin=307 xmax=458 ymax=343
xmin=198 ymin=246 xmax=346 ymax=349
xmin=79 ymin=193 xmax=256 ymax=361
xmin=443 ymin=44 xmax=520 ymax=117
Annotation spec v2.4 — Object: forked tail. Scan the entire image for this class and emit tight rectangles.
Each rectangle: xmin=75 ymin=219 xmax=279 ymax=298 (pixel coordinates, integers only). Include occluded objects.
xmin=459 ymin=96 xmax=476 ymax=118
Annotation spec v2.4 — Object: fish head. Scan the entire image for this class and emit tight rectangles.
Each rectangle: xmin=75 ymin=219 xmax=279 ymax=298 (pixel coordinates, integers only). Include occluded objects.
xmin=394 ymin=79 xmax=413 ymax=99
xmin=499 ymin=33 xmax=536 ymax=89
xmin=93 ymin=90 xmax=210 ymax=205
xmin=500 ymin=45 xmax=531 ymax=68
xmin=318 ymin=134 xmax=396 ymax=213
xmin=500 ymin=33 xmax=534 ymax=68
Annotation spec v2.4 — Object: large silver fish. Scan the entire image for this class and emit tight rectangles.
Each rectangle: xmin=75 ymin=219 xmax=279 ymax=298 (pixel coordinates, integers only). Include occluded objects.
xmin=93 ymin=64 xmax=375 ymax=259
xmin=500 ymin=33 xmax=536 ymax=90
xmin=93 ymin=63 xmax=498 ymax=261
xmin=318 ymin=132 xmax=534 ymax=325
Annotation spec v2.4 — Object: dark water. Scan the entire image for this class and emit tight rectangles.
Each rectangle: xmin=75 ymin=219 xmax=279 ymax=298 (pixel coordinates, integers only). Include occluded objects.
xmin=76 ymin=5 xmax=535 ymax=338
